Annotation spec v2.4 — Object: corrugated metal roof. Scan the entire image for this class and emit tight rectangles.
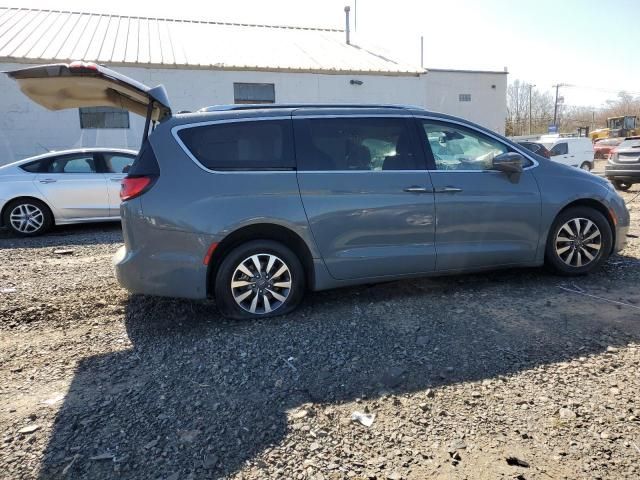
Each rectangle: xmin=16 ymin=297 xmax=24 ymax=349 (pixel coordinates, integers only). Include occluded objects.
xmin=0 ymin=7 xmax=423 ymax=75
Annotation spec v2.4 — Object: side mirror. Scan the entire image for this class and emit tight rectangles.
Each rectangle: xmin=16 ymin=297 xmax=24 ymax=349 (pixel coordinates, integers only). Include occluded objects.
xmin=492 ymin=152 xmax=523 ymax=182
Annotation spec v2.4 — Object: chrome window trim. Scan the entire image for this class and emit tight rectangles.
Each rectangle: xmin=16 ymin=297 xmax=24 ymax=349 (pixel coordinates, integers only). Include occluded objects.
xmin=292 ymin=114 xmax=413 ymax=119
xmin=172 ymin=113 xmax=538 ymax=175
xmin=415 ymin=115 xmax=540 ymax=172
xmin=298 ymin=170 xmax=431 ymax=174
xmin=171 ymin=116 xmax=296 ymax=175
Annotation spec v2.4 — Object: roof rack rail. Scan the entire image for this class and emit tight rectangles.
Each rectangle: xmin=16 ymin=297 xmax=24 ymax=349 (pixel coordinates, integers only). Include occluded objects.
xmin=196 ymin=103 xmax=414 ymax=113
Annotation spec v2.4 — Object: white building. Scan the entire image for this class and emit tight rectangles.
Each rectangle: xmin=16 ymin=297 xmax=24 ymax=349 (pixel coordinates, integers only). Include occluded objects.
xmin=0 ymin=7 xmax=507 ymax=163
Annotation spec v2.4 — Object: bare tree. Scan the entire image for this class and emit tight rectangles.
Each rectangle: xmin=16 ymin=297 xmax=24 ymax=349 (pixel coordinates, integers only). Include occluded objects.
xmin=506 ymin=80 xmax=554 ymax=136
xmin=506 ymin=81 xmax=640 ymax=136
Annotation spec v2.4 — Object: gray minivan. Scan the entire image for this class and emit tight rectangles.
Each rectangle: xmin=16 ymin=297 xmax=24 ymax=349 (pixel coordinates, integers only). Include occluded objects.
xmin=7 ymin=63 xmax=630 ymax=319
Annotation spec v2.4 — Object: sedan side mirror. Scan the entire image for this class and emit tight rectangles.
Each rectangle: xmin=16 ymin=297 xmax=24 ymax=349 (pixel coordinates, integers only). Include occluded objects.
xmin=492 ymin=152 xmax=524 ymax=182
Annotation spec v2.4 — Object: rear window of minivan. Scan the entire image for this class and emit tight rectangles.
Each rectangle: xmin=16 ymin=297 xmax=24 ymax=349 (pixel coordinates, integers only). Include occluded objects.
xmin=176 ymin=119 xmax=294 ymax=170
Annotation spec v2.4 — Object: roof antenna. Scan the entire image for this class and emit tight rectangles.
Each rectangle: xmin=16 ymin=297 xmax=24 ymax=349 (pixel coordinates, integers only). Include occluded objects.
xmin=344 ymin=6 xmax=351 ymax=45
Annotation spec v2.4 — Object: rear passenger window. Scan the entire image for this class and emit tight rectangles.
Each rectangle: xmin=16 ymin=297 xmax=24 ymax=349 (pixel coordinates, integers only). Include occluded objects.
xmin=177 ymin=120 xmax=294 ymax=170
xmin=294 ymin=117 xmax=423 ymax=171
xmin=47 ymin=155 xmax=97 ymax=173
xmin=104 ymin=154 xmax=135 ymax=174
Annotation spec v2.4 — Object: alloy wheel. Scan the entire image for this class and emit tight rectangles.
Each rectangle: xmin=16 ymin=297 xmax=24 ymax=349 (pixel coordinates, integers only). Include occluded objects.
xmin=9 ymin=204 xmax=44 ymax=234
xmin=554 ymin=217 xmax=602 ymax=268
xmin=230 ymin=253 xmax=292 ymax=314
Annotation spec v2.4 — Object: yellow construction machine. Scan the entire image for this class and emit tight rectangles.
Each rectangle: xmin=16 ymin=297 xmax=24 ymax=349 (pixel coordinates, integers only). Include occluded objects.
xmin=590 ymin=115 xmax=639 ymax=142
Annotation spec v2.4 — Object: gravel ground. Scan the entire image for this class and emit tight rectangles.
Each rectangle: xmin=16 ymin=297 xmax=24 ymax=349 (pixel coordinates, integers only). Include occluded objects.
xmin=1 ymin=189 xmax=640 ymax=480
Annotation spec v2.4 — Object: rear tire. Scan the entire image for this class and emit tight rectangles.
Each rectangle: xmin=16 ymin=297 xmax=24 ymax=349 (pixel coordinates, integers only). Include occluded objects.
xmin=545 ymin=207 xmax=612 ymax=276
xmin=2 ymin=198 xmax=53 ymax=237
xmin=580 ymin=162 xmax=592 ymax=171
xmin=612 ymin=180 xmax=632 ymax=191
xmin=214 ymin=240 xmax=305 ymax=319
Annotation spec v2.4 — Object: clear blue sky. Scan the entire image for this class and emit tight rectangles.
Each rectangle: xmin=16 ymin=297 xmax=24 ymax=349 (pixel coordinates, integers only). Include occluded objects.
xmin=16 ymin=0 xmax=640 ymax=107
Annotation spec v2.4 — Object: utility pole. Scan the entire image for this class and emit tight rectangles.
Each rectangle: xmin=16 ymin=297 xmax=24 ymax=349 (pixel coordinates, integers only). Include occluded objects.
xmin=552 ymin=83 xmax=568 ymax=128
xmin=528 ymin=83 xmax=535 ymax=135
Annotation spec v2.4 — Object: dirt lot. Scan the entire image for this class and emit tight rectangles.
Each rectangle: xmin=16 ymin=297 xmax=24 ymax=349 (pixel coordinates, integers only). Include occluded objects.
xmin=1 ymin=189 xmax=640 ymax=480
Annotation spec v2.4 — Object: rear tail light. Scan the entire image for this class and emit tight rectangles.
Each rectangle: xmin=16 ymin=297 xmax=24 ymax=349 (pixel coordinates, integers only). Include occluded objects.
xmin=121 ymin=140 xmax=160 ymax=201
xmin=120 ymin=176 xmax=155 ymax=201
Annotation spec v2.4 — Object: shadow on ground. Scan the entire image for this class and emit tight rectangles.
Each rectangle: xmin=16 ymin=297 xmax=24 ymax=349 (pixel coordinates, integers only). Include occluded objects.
xmin=38 ymin=260 xmax=640 ymax=479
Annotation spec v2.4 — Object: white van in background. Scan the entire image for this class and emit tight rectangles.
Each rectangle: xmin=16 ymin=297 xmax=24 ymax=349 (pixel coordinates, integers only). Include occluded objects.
xmin=537 ymin=136 xmax=595 ymax=171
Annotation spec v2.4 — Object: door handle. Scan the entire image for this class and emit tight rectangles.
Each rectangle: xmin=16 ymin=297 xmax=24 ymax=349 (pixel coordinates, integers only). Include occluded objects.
xmin=434 ymin=186 xmax=463 ymax=194
xmin=403 ymin=186 xmax=431 ymax=193
xmin=110 ymin=178 xmax=123 ymax=182
xmin=39 ymin=178 xmax=57 ymax=184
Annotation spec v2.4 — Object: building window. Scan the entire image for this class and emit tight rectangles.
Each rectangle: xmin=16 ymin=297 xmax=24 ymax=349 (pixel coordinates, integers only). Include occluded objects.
xmin=79 ymin=107 xmax=130 ymax=129
xmin=458 ymin=94 xmax=472 ymax=102
xmin=233 ymin=83 xmax=275 ymax=104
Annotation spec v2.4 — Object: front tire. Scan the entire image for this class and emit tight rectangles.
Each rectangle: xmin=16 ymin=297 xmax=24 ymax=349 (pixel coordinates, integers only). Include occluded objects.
xmin=214 ymin=240 xmax=305 ymax=319
xmin=612 ymin=180 xmax=632 ymax=191
xmin=580 ymin=162 xmax=592 ymax=171
xmin=2 ymin=198 xmax=53 ymax=237
xmin=545 ymin=207 xmax=612 ymax=276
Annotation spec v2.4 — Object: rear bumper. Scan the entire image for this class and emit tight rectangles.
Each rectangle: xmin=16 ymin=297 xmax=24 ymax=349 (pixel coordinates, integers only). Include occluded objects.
xmin=114 ymin=242 xmax=209 ymax=300
xmin=113 ymin=200 xmax=211 ymax=299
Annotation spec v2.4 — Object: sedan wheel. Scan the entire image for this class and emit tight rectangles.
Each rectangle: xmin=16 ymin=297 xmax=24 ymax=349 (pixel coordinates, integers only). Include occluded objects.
xmin=3 ymin=199 xmax=53 ymax=236
xmin=612 ymin=180 xmax=632 ymax=191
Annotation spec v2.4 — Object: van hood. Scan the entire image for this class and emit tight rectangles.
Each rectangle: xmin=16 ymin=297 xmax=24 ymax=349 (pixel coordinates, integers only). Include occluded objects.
xmin=5 ymin=62 xmax=171 ymax=121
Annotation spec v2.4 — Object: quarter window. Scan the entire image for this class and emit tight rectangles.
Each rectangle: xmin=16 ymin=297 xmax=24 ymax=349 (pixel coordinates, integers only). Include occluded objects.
xmin=177 ymin=120 xmax=294 ymax=170
xmin=104 ymin=154 xmax=135 ymax=174
xmin=46 ymin=155 xmax=97 ymax=173
xmin=294 ymin=117 xmax=423 ymax=171
xmin=421 ymin=121 xmax=512 ymax=171
xmin=20 ymin=160 xmax=44 ymax=173
xmin=550 ymin=142 xmax=568 ymax=156
xmin=233 ymin=83 xmax=276 ymax=104
xmin=79 ymin=107 xmax=130 ymax=129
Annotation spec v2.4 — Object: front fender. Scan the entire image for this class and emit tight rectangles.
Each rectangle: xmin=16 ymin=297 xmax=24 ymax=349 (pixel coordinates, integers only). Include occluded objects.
xmin=532 ymin=162 xmax=629 ymax=262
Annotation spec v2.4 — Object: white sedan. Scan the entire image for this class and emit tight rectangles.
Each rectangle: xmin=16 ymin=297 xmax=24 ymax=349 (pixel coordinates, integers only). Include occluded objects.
xmin=0 ymin=148 xmax=137 ymax=236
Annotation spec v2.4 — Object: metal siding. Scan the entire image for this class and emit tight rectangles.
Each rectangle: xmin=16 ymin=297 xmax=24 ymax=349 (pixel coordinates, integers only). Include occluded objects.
xmin=97 ymin=15 xmax=119 ymax=63
xmin=55 ymin=13 xmax=91 ymax=60
xmin=84 ymin=15 xmax=111 ymax=61
xmin=1 ymin=9 xmax=47 ymax=57
xmin=0 ymin=7 xmax=421 ymax=74
xmin=124 ymin=15 xmax=139 ymax=64
xmin=111 ymin=16 xmax=129 ymax=63
xmin=40 ymin=12 xmax=80 ymax=60
xmin=158 ymin=18 xmax=175 ymax=65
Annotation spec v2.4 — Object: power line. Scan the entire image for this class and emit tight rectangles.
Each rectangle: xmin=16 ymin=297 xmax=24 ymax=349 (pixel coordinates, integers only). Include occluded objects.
xmin=561 ymin=84 xmax=640 ymax=97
